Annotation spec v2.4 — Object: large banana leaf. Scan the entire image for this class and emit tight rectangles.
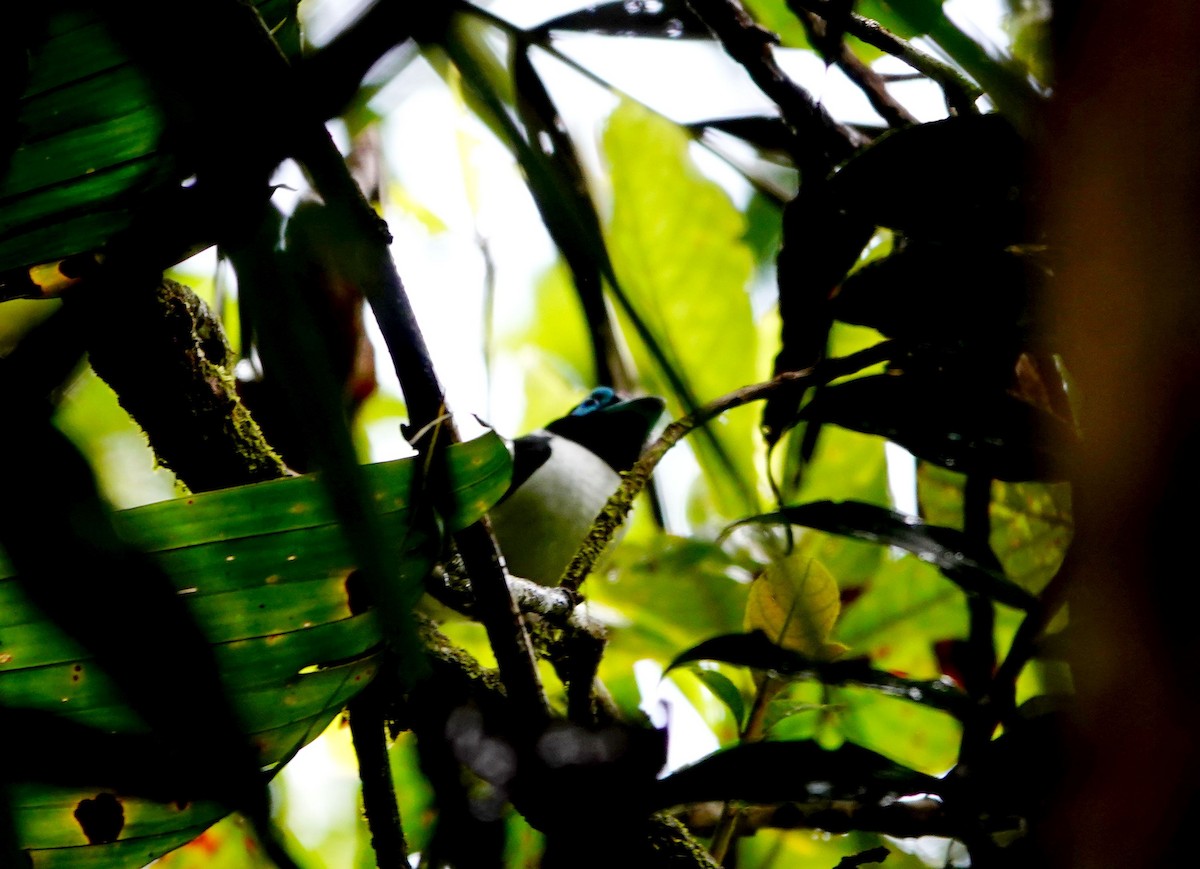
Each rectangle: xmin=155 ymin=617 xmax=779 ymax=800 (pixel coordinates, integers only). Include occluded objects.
xmin=0 ymin=430 xmax=512 ymax=868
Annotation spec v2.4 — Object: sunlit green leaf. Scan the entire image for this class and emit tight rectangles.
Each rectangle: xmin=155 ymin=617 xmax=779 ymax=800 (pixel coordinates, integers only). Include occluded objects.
xmin=742 ymin=0 xmax=812 ymax=47
xmin=604 ymin=99 xmax=759 ymax=518
xmin=836 ymin=554 xmax=968 ymax=656
xmin=918 ymin=464 xmax=1072 ymax=595
xmin=591 ymin=535 xmax=750 ymax=662
xmin=989 ymin=479 xmax=1072 ymax=595
xmin=745 ymin=556 xmax=848 ymax=659
xmin=832 ymin=684 xmax=962 ymax=776
xmin=686 ymin=666 xmax=747 ymax=728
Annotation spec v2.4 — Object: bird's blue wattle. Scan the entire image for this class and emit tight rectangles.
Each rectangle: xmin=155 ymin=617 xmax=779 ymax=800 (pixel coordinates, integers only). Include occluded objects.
xmin=567 ymin=386 xmax=619 ymax=417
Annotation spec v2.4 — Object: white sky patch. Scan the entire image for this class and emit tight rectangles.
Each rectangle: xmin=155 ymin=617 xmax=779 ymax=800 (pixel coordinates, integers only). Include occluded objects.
xmin=885 ymin=440 xmax=920 ymax=517
xmin=275 ymin=729 xmax=361 ymax=854
xmin=887 ymin=834 xmax=972 ymax=868
xmin=635 ymin=658 xmax=720 ymax=776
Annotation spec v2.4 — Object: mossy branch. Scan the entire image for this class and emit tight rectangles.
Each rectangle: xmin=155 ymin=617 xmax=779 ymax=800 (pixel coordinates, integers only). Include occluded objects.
xmin=74 ymin=278 xmax=290 ymax=493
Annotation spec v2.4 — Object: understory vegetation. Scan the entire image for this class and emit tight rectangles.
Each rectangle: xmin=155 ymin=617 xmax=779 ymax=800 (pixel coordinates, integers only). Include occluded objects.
xmin=4 ymin=1 xmax=1156 ymax=867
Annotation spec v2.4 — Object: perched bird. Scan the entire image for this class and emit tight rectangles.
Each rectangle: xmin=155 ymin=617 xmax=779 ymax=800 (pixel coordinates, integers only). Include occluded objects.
xmin=490 ymin=388 xmax=666 ymax=585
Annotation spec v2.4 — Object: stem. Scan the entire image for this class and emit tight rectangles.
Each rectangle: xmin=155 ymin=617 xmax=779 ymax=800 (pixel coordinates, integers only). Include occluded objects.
xmin=349 ymin=683 xmax=409 ymax=867
xmin=955 ymin=473 xmax=998 ymax=866
xmin=961 ymin=474 xmax=997 ymax=705
xmin=709 ymin=673 xmax=785 ymax=863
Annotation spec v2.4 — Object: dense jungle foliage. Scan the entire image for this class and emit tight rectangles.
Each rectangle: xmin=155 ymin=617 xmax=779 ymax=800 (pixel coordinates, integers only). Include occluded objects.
xmin=3 ymin=1 xmax=1178 ymax=867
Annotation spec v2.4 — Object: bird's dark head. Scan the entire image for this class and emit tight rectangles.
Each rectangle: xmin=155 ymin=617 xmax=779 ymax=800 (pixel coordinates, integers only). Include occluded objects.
xmin=544 ymin=387 xmax=666 ymax=473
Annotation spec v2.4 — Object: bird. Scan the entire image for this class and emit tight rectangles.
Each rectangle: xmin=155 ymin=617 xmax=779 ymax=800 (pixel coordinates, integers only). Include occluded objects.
xmin=489 ymin=387 xmax=666 ymax=586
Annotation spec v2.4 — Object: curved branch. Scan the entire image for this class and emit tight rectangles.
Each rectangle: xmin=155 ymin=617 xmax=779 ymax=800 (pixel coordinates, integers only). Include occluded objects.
xmin=558 ymin=341 xmax=897 ymax=592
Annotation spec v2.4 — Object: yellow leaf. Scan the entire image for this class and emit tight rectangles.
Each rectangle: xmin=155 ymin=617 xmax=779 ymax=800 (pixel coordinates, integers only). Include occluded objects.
xmin=744 ymin=556 xmax=848 ymax=660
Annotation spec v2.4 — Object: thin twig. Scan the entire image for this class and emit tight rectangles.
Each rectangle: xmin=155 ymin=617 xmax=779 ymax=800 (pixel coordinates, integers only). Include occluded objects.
xmin=960 ymin=475 xmax=998 ymax=710
xmin=983 ymin=549 xmax=1072 ymax=728
xmin=685 ymin=0 xmax=864 ymax=174
xmin=798 ymin=9 xmax=918 ymax=128
xmin=709 ymin=672 xmax=785 ymax=863
xmin=788 ymin=0 xmax=981 ymax=115
xmin=558 ymin=341 xmax=897 ymax=593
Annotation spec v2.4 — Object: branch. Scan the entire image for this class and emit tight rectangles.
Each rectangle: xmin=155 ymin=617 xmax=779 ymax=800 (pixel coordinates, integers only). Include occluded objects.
xmin=428 ymin=561 xmax=618 ymax=725
xmin=295 ymin=0 xmax=416 ymax=122
xmin=73 ymin=278 xmax=290 ymax=492
xmin=684 ymin=0 xmax=864 ymax=174
xmin=797 ymin=9 xmax=918 ymax=128
xmin=289 ymin=32 xmax=550 ymax=730
xmin=788 ymin=0 xmax=981 ymax=115
xmin=559 ymin=341 xmax=897 ymax=592
xmin=411 ymin=619 xmax=720 ymax=869
xmin=348 ymin=683 xmax=410 ymax=867
xmin=678 ymin=794 xmax=972 ymax=838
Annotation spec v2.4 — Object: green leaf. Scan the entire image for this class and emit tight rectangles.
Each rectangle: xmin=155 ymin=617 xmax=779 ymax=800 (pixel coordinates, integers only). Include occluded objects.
xmin=686 ymin=666 xmax=748 ymax=728
xmin=729 ymin=500 xmax=1039 ymax=610
xmin=0 ymin=431 xmax=510 ymax=866
xmin=836 ymin=554 xmax=968 ymax=655
xmin=589 ymin=535 xmax=750 ymax=662
xmin=988 ymin=479 xmax=1073 ymax=595
xmin=603 ymin=99 xmax=760 ymax=517
xmin=741 ymin=0 xmax=813 ymax=48
xmin=917 ymin=464 xmax=1073 ymax=596
xmin=832 ymin=684 xmax=962 ymax=776
xmin=654 ymin=740 xmax=949 ymax=809
xmin=798 ymin=373 xmax=1075 ymax=481
xmin=831 ymin=242 xmax=1037 ymax=343
xmin=829 ymin=114 xmax=1028 ymax=243
xmin=0 ymin=1 xmax=300 ymax=284
xmin=745 ymin=556 xmax=848 ymax=659
xmin=781 ymin=424 xmax=890 ymax=508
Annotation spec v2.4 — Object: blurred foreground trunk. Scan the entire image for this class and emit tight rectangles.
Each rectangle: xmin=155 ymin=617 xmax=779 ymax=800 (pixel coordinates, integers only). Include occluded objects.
xmin=1042 ymin=2 xmax=1200 ymax=863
